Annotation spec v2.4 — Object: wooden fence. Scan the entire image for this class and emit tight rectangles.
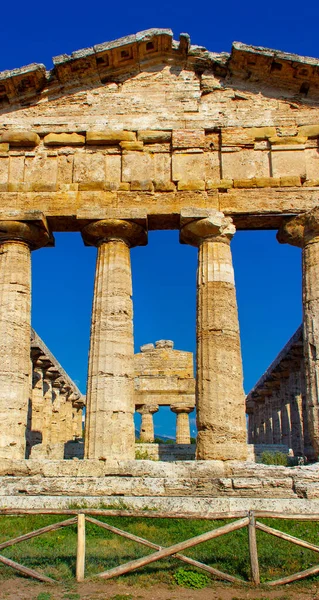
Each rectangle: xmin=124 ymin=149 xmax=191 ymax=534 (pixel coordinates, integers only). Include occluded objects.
xmin=0 ymin=508 xmax=319 ymax=586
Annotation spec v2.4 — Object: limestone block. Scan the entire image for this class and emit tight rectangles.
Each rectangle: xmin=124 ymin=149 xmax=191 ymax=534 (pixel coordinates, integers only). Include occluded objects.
xmin=305 ymin=148 xmax=319 ymax=180
xmin=206 ymin=179 xmax=233 ymax=190
xmin=154 ymin=180 xmax=175 ymax=191
xmin=254 ymin=177 xmax=280 ymax=188
xmin=144 ymin=143 xmax=171 ymax=153
xmin=271 ymin=147 xmax=306 ymax=178
xmin=131 ymin=180 xmax=153 ymax=191
xmin=57 ymin=155 xmax=74 ymax=184
xmin=303 ymin=179 xmax=319 ymax=187
xmin=9 ymin=156 xmax=24 ymax=183
xmin=204 ymin=132 xmax=220 ymax=151
xmin=233 ymin=178 xmax=257 ymax=188
xmin=122 ymin=152 xmax=170 ymax=182
xmin=0 ymin=157 xmax=8 ymax=183
xmin=0 ymin=130 xmax=40 ymax=147
xmin=280 ymin=176 xmax=301 ymax=186
xmin=138 ymin=130 xmax=172 ymax=143
xmin=120 ymin=141 xmax=144 ymax=151
xmin=155 ymin=340 xmax=174 ymax=349
xmin=299 ymin=125 xmax=319 ymax=138
xmin=105 ymin=155 xmax=121 ymax=183
xmin=24 ymin=155 xmax=58 ymax=185
xmin=86 ymin=130 xmax=136 ymax=144
xmin=178 ymin=180 xmax=205 ymax=190
xmin=140 ymin=343 xmax=155 ymax=352
xmin=172 ymin=130 xmax=205 ymax=149
xmin=0 ymin=143 xmax=9 ymax=153
xmin=73 ymin=153 xmax=105 ymax=183
xmin=172 ymin=152 xmax=219 ymax=181
xmin=44 ymin=133 xmax=85 ymax=146
xmin=222 ymin=149 xmax=269 ymax=179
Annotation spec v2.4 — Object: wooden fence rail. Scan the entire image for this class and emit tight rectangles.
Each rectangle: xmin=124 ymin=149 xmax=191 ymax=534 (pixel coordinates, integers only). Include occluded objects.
xmin=0 ymin=509 xmax=318 ymax=586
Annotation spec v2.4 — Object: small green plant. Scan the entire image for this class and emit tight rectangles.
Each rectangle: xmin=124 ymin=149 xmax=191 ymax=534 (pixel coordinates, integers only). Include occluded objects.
xmin=135 ymin=448 xmax=154 ymax=459
xmin=110 ymin=595 xmax=133 ymax=600
xmin=174 ymin=567 xmax=210 ymax=589
xmin=63 ymin=594 xmax=80 ymax=600
xmin=36 ymin=594 xmax=52 ymax=600
xmin=260 ymin=451 xmax=288 ymax=466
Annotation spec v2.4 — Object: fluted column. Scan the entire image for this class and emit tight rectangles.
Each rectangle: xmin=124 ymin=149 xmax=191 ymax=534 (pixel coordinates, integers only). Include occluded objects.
xmin=51 ymin=378 xmax=63 ymax=444
xmin=41 ymin=368 xmax=58 ymax=445
xmin=72 ymin=404 xmax=83 ymax=439
xmin=259 ymin=401 xmax=266 ymax=444
xmin=247 ymin=411 xmax=254 ymax=444
xmin=82 ymin=219 xmax=147 ymax=460
xmin=278 ymin=207 xmax=319 ymax=459
xmin=289 ymin=368 xmax=304 ymax=455
xmin=137 ymin=404 xmax=158 ymax=442
xmin=30 ymin=364 xmax=45 ymax=447
xmin=180 ymin=211 xmax=247 ymax=460
xmin=271 ymin=386 xmax=283 ymax=444
xmin=0 ymin=220 xmax=51 ymax=459
xmin=171 ymin=404 xmax=194 ymax=444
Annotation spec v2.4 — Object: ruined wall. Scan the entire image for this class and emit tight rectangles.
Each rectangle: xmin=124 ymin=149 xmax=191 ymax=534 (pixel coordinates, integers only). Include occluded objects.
xmin=0 ymin=31 xmax=319 ymax=229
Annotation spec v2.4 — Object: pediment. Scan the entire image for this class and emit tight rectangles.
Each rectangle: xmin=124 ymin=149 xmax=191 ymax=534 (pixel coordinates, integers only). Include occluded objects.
xmin=1 ymin=28 xmax=319 ymax=110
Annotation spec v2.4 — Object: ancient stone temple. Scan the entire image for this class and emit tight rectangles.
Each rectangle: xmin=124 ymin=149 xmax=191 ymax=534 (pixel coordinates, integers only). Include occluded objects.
xmin=1 ymin=28 xmax=319 ymax=468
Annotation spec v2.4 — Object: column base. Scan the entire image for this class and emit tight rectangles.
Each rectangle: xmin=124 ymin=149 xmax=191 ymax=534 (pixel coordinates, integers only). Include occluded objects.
xmin=196 ymin=434 xmax=248 ymax=461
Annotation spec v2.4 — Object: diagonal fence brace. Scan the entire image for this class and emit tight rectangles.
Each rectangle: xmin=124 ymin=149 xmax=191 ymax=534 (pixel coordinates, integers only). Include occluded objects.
xmin=0 ymin=553 xmax=56 ymax=583
xmin=97 ymin=516 xmax=249 ymax=579
xmin=87 ymin=515 xmax=243 ymax=584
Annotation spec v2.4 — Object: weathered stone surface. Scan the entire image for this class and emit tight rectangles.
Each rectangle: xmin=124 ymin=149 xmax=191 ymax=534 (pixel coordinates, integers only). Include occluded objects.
xmin=277 ymin=208 xmax=319 ymax=459
xmin=137 ymin=130 xmax=172 ymax=143
xmin=0 ymin=220 xmax=52 ymax=459
xmin=181 ymin=211 xmax=247 ymax=461
xmin=43 ymin=133 xmax=85 ymax=146
xmin=0 ymin=131 xmax=40 ymax=147
xmin=82 ymin=219 xmax=147 ymax=460
xmin=86 ymin=130 xmax=136 ymax=144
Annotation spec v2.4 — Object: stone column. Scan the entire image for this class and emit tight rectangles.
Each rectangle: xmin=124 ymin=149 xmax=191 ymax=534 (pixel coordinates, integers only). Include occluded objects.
xmin=278 ymin=207 xmax=319 ymax=459
xmin=82 ymin=219 xmax=147 ymax=460
xmin=51 ymin=378 xmax=63 ymax=445
xmin=0 ymin=220 xmax=51 ymax=459
xmin=247 ymin=411 xmax=254 ymax=444
xmin=58 ymin=386 xmax=70 ymax=444
xmin=289 ymin=368 xmax=304 ymax=455
xmin=259 ymin=401 xmax=266 ymax=444
xmin=30 ymin=364 xmax=44 ymax=447
xmin=280 ymin=377 xmax=292 ymax=449
xmin=171 ymin=404 xmax=194 ymax=444
xmin=137 ymin=404 xmax=159 ymax=442
xmin=72 ymin=403 xmax=83 ymax=439
xmin=267 ymin=398 xmax=274 ymax=444
xmin=271 ymin=386 xmax=283 ymax=445
xmin=180 ymin=211 xmax=247 ymax=460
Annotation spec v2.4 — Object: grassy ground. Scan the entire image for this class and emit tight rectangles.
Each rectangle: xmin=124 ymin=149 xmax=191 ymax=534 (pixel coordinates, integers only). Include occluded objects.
xmin=0 ymin=514 xmax=319 ymax=588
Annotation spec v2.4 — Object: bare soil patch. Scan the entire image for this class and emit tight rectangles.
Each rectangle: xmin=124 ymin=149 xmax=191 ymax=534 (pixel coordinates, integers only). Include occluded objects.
xmin=1 ymin=579 xmax=319 ymax=600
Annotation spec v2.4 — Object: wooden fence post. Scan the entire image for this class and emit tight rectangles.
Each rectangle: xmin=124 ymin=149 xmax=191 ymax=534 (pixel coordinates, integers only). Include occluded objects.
xmin=76 ymin=513 xmax=85 ymax=582
xmin=248 ymin=510 xmax=260 ymax=585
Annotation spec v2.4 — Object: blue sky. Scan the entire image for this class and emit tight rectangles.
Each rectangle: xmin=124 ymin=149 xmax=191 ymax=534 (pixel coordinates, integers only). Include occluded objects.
xmin=1 ymin=0 xmax=313 ymax=436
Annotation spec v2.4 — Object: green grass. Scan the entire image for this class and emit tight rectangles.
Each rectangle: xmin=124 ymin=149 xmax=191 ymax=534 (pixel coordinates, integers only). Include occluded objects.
xmin=0 ymin=514 xmax=319 ymax=587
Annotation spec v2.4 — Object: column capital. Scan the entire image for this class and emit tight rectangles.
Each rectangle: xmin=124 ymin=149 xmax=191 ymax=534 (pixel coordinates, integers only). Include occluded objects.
xmin=171 ymin=403 xmax=194 ymax=415
xmin=136 ymin=404 xmax=159 ymax=415
xmin=277 ymin=207 xmax=319 ymax=248
xmin=180 ymin=211 xmax=235 ymax=247
xmin=0 ymin=219 xmax=53 ymax=250
xmin=81 ymin=218 xmax=147 ymax=248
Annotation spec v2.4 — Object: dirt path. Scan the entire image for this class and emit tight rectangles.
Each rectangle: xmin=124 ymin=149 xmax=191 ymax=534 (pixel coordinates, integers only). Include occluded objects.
xmin=1 ymin=579 xmax=319 ymax=600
